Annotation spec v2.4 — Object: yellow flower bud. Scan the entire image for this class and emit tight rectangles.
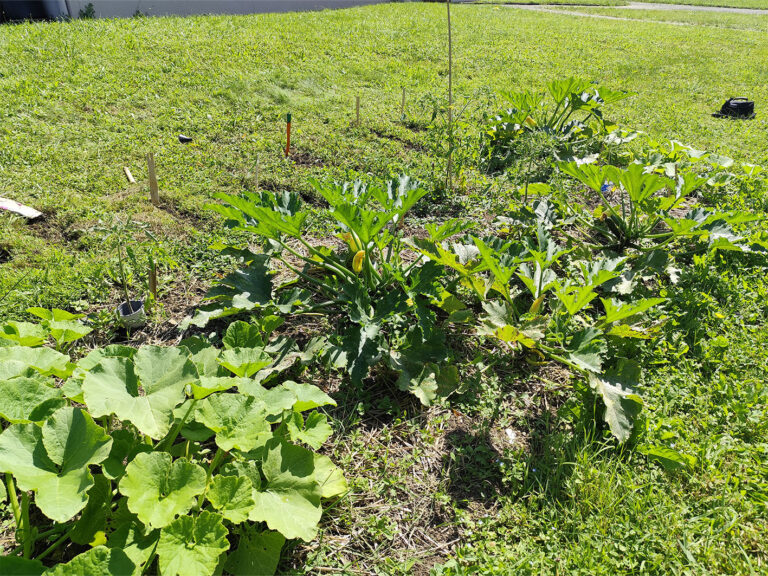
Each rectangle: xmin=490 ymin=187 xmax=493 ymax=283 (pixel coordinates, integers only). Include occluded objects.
xmin=353 ymin=250 xmax=365 ymax=273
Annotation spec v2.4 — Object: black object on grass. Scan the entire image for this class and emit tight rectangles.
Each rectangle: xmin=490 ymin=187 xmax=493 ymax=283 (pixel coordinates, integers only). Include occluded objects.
xmin=713 ymin=97 xmax=755 ymax=119
xmin=178 ymin=134 xmax=194 ymax=143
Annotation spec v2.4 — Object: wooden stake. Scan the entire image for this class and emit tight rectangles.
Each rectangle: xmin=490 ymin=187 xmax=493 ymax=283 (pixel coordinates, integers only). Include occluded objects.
xmin=123 ymin=166 xmax=136 ymax=184
xmin=147 ymin=153 xmax=160 ymax=206
xmin=401 ymin=87 xmax=406 ymax=120
xmin=446 ymin=0 xmax=453 ymax=194
xmin=356 ymin=95 xmax=360 ymax=126
xmin=149 ymin=260 xmax=157 ymax=300
xmin=285 ymin=114 xmax=292 ymax=157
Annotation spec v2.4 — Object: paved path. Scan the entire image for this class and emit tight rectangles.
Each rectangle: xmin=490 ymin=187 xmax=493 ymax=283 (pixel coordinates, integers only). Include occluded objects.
xmin=496 ymin=1 xmax=768 ymax=15
xmin=624 ymin=2 xmax=768 ymax=14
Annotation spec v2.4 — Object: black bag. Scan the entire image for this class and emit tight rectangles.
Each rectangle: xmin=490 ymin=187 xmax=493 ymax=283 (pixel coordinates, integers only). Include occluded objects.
xmin=714 ymin=97 xmax=755 ymax=119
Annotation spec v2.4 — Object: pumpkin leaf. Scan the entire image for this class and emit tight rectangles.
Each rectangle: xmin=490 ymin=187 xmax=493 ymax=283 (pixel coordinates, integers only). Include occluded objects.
xmin=156 ymin=511 xmax=229 ymax=576
xmin=119 ymin=452 xmax=206 ymax=529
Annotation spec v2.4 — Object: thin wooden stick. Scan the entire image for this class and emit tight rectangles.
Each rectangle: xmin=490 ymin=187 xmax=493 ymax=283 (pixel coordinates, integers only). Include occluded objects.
xmin=446 ymin=0 xmax=453 ymax=194
xmin=401 ymin=87 xmax=406 ymax=120
xmin=149 ymin=260 xmax=157 ymax=300
xmin=356 ymin=95 xmax=360 ymax=125
xmin=123 ymin=166 xmax=135 ymax=183
xmin=147 ymin=153 xmax=160 ymax=206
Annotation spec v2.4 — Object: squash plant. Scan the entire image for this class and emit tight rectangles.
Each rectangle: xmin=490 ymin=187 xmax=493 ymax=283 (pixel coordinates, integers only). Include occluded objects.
xmin=0 ymin=315 xmax=346 ymax=575
xmin=480 ymin=77 xmax=632 ymax=174
xmin=411 ymin=156 xmax=766 ymax=443
xmin=189 ymin=177 xmax=467 ymax=405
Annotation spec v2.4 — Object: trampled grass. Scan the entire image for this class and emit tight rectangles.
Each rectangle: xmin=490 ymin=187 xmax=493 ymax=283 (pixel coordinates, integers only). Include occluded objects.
xmin=0 ymin=4 xmax=767 ymax=574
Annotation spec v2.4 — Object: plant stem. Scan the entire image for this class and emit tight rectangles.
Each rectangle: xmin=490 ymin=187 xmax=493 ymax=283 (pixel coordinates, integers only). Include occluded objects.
xmin=21 ymin=492 xmax=32 ymax=558
xmin=35 ymin=523 xmax=72 ymax=541
xmin=36 ymin=526 xmax=75 ymax=562
xmin=197 ymin=448 xmax=226 ymax=510
xmin=5 ymin=474 xmax=24 ymax=551
xmin=158 ymin=399 xmax=198 ymax=453
xmin=117 ymin=241 xmax=133 ymax=311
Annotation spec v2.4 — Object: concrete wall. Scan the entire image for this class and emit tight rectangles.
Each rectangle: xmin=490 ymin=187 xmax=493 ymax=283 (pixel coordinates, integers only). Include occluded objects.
xmin=65 ymin=0 xmax=392 ymax=19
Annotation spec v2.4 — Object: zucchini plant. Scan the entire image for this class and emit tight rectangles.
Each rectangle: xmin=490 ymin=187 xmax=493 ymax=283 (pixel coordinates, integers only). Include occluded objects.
xmin=189 ymin=177 xmax=467 ymax=405
xmin=0 ymin=315 xmax=346 ymax=575
xmin=480 ymin=77 xmax=632 ymax=174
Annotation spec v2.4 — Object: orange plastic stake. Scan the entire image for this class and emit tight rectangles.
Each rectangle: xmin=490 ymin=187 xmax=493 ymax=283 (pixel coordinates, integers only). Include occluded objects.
xmin=285 ymin=113 xmax=292 ymax=157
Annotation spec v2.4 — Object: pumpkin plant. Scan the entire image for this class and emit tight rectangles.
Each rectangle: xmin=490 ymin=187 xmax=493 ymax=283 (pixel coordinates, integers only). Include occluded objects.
xmin=0 ymin=316 xmax=346 ymax=576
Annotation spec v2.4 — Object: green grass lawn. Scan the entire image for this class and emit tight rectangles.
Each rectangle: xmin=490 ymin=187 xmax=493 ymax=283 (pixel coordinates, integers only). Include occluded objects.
xmin=2 ymin=3 xmax=767 ymax=317
xmin=1 ymin=4 xmax=767 ymax=574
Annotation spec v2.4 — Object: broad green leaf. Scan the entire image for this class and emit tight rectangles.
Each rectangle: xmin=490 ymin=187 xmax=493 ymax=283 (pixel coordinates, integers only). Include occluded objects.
xmin=237 ymin=380 xmax=298 ymax=415
xmin=26 ymin=309 xmax=92 ymax=348
xmin=588 ymin=360 xmax=643 ymax=443
xmin=177 ymin=337 xmax=223 ymax=378
xmin=558 ymin=161 xmax=612 ymax=193
xmin=43 ymin=407 xmax=112 ymax=472
xmin=225 ymin=528 xmax=285 ymax=576
xmin=0 ymin=556 xmax=44 ymax=575
xmin=101 ymin=429 xmax=151 ymax=480
xmin=282 ymin=381 xmax=336 ymax=412
xmin=599 ymin=298 xmax=664 ymax=326
xmin=189 ymin=376 xmax=239 ymax=400
xmin=27 ymin=308 xmax=84 ymax=322
xmin=0 ymin=376 xmax=65 ymax=423
xmin=183 ymin=257 xmax=274 ymax=329
xmin=0 ymin=346 xmax=72 ymax=379
xmin=222 ymin=321 xmax=264 ymax=349
xmin=249 ymin=438 xmax=323 ymax=541
xmin=397 ymin=365 xmax=438 ymax=406
xmin=313 ymin=454 xmax=348 ymax=498
xmin=286 ymin=412 xmax=333 ymax=449
xmin=555 ymin=284 xmax=597 ymax=316
xmin=47 ymin=320 xmax=92 ymax=347
xmin=119 ymin=452 xmax=206 ymax=529
xmin=156 ymin=511 xmax=229 ymax=576
xmin=196 ymin=393 xmax=271 ymax=452
xmin=638 ymin=444 xmax=696 ymax=472
xmin=70 ymin=475 xmax=111 ymax=545
xmin=219 ymin=459 xmax=262 ymax=491
xmin=107 ymin=516 xmax=159 ymax=575
xmin=0 ymin=321 xmax=47 ymax=347
xmin=0 ymin=408 xmax=111 ymax=522
xmin=83 ymin=346 xmax=198 ymax=439
xmin=566 ymin=328 xmax=607 ymax=374
xmin=207 ymin=475 xmax=255 ymax=524
xmin=43 ymin=546 xmax=135 ymax=576
xmin=219 ymin=347 xmax=272 ymax=377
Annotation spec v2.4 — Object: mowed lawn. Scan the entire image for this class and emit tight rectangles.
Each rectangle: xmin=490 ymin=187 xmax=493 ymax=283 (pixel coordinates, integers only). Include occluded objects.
xmin=0 ymin=7 xmax=767 ymax=574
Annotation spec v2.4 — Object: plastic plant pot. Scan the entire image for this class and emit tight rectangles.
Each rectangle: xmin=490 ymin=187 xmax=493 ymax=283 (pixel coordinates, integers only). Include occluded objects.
xmin=117 ymin=300 xmax=147 ymax=329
